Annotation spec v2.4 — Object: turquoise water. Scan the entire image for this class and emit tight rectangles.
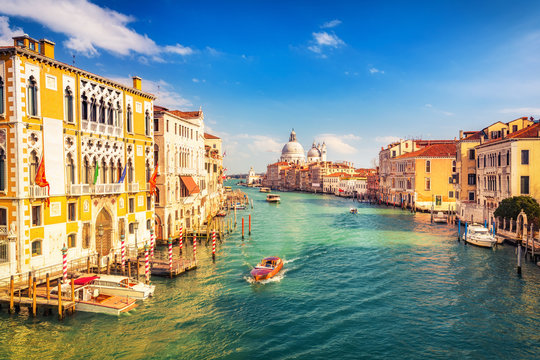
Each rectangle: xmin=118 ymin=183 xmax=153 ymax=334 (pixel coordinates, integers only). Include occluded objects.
xmin=1 ymin=183 xmax=540 ymax=359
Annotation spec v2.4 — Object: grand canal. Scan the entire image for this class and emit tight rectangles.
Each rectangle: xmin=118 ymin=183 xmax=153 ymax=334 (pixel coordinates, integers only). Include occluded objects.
xmin=1 ymin=184 xmax=540 ymax=359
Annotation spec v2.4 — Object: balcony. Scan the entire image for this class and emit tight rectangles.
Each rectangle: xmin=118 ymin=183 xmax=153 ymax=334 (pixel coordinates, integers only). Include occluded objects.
xmin=94 ymin=183 xmax=123 ymax=195
xmin=29 ymin=185 xmax=48 ymax=198
xmin=67 ymin=183 xmax=123 ymax=195
xmin=0 ymin=226 xmax=7 ymax=236
xmin=81 ymin=120 xmax=122 ymax=137
xmin=127 ymin=183 xmax=139 ymax=193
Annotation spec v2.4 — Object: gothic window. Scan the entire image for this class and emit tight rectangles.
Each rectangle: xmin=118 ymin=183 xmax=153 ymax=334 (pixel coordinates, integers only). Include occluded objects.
xmin=155 ymin=187 xmax=160 ymax=205
xmin=145 ymin=110 xmax=151 ymax=136
xmin=101 ymin=158 xmax=107 ymax=184
xmin=66 ymin=153 xmax=75 ymax=185
xmin=81 ymin=93 xmax=88 ymax=120
xmin=90 ymin=97 xmax=97 ymax=122
xmin=29 ymin=151 xmax=39 ymax=185
xmin=83 ymin=157 xmax=91 ymax=184
xmin=27 ymin=76 xmax=38 ymax=116
xmin=126 ymin=105 xmax=133 ymax=133
xmin=99 ymin=99 xmax=105 ymax=124
xmin=146 ymin=161 xmax=151 ymax=183
xmin=154 ymin=144 xmax=159 ymax=165
xmin=117 ymin=160 xmax=122 ymax=182
xmin=91 ymin=158 xmax=98 ymax=184
xmin=127 ymin=159 xmax=134 ymax=183
xmin=64 ymin=87 xmax=74 ymax=123
xmin=109 ymin=159 xmax=116 ymax=183
xmin=107 ymin=101 xmax=113 ymax=125
xmin=0 ymin=77 xmax=4 ymax=114
xmin=115 ymin=101 xmax=121 ymax=127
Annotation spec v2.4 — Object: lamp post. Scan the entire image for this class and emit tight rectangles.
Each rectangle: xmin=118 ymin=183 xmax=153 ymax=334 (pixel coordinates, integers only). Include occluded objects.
xmin=98 ymin=224 xmax=104 ymax=256
xmin=133 ymin=221 xmax=139 ymax=253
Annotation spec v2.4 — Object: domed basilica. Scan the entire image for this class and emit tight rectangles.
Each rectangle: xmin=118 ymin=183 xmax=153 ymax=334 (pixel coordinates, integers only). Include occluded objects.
xmin=280 ymin=129 xmax=327 ymax=164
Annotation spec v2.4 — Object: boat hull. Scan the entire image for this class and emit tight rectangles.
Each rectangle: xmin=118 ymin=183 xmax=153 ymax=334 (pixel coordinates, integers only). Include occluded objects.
xmin=250 ymin=260 xmax=283 ymax=281
xmin=465 ymin=237 xmax=496 ymax=248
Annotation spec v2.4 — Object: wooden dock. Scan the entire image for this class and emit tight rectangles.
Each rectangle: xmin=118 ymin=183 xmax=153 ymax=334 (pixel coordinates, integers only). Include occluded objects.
xmin=150 ymin=258 xmax=197 ymax=277
xmin=0 ymin=294 xmax=75 ymax=317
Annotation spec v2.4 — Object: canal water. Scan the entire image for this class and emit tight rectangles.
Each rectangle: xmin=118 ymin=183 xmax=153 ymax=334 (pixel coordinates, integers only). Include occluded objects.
xmin=1 ymin=184 xmax=540 ymax=359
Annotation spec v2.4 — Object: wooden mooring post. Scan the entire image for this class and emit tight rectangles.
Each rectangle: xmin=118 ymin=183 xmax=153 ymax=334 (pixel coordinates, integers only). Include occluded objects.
xmin=517 ymin=240 xmax=522 ymax=275
xmin=57 ymin=280 xmax=63 ymax=320
xmin=9 ymin=276 xmax=14 ymax=314
xmin=32 ymin=277 xmax=37 ymax=317
xmin=46 ymin=273 xmax=50 ymax=302
xmin=249 ymin=214 xmax=251 ymax=235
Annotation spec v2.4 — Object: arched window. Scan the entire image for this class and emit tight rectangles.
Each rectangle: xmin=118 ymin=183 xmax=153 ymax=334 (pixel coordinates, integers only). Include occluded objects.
xmin=0 ymin=76 xmax=4 ymax=114
xmin=115 ymin=101 xmax=121 ymax=127
xmin=27 ymin=76 xmax=38 ymax=116
xmin=101 ymin=158 xmax=107 ymax=184
xmin=31 ymin=239 xmax=42 ymax=256
xmin=127 ymin=159 xmax=133 ymax=183
xmin=64 ymin=87 xmax=74 ymax=123
xmin=154 ymin=144 xmax=159 ymax=165
xmin=90 ymin=97 xmax=97 ymax=122
xmin=83 ymin=157 xmax=91 ymax=184
xmin=425 ymin=160 xmax=431 ymax=173
xmin=146 ymin=160 xmax=151 ymax=183
xmin=66 ymin=153 xmax=75 ymax=185
xmin=145 ymin=110 xmax=151 ymax=136
xmin=91 ymin=158 xmax=97 ymax=184
xmin=155 ymin=187 xmax=160 ymax=205
xmin=29 ymin=151 xmax=39 ymax=185
xmin=117 ymin=160 xmax=122 ymax=182
xmin=126 ymin=105 xmax=133 ymax=133
xmin=67 ymin=233 xmax=76 ymax=248
xmin=107 ymin=101 xmax=113 ymax=125
xmin=452 ymin=160 xmax=456 ymax=173
xmin=99 ymin=99 xmax=105 ymax=124
xmin=109 ymin=159 xmax=116 ymax=184
xmin=81 ymin=93 xmax=88 ymax=120
xmin=0 ymin=148 xmax=5 ymax=191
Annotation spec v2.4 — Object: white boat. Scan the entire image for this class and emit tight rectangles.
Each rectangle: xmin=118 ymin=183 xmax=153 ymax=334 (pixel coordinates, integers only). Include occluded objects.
xmin=433 ymin=212 xmax=447 ymax=223
xmin=266 ymin=194 xmax=281 ymax=203
xmin=260 ymin=187 xmax=271 ymax=193
xmin=350 ymin=208 xmax=358 ymax=214
xmin=462 ymin=224 xmax=497 ymax=248
xmin=86 ymin=274 xmax=155 ymax=300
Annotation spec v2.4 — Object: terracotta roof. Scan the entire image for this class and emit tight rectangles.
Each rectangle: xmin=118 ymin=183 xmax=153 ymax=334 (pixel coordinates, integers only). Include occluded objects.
xmin=395 ymin=143 xmax=457 ymax=159
xmin=462 ymin=131 xmax=483 ymax=141
xmin=480 ymin=122 xmax=540 ymax=146
xmin=154 ymin=105 xmax=168 ymax=112
xmin=170 ymin=110 xmax=201 ymax=119
xmin=414 ymin=139 xmax=455 ymax=146
xmin=204 ymin=133 xmax=220 ymax=139
xmin=325 ymin=172 xmax=349 ymax=178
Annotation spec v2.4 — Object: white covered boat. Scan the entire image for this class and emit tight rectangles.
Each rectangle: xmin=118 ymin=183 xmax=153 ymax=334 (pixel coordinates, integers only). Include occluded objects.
xmin=433 ymin=211 xmax=447 ymax=223
xmin=86 ymin=275 xmax=155 ymax=300
xmin=462 ymin=225 xmax=497 ymax=248
xmin=266 ymin=194 xmax=281 ymax=203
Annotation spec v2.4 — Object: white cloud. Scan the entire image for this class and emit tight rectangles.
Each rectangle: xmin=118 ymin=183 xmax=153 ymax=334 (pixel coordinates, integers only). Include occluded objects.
xmin=321 ymin=19 xmax=342 ymax=29
xmin=206 ymin=46 xmax=222 ymax=56
xmin=308 ymin=31 xmax=345 ymax=55
xmin=192 ymin=78 xmax=200 ymax=83
xmin=314 ymin=133 xmax=360 ymax=155
xmin=369 ymin=67 xmax=384 ymax=74
xmin=163 ymin=43 xmax=194 ymax=56
xmin=110 ymin=77 xmax=191 ymax=109
xmin=0 ymin=0 xmax=194 ymax=59
xmin=499 ymin=107 xmax=540 ymax=115
xmin=375 ymin=136 xmax=401 ymax=144
xmin=0 ymin=16 xmax=24 ymax=44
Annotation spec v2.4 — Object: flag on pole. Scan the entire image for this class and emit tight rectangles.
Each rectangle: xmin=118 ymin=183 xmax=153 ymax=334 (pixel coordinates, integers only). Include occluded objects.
xmin=149 ymin=164 xmax=158 ymax=195
xmin=93 ymin=161 xmax=99 ymax=184
xmin=118 ymin=165 xmax=127 ymax=183
xmin=338 ymin=188 xmax=344 ymax=193
xmin=35 ymin=157 xmax=50 ymax=207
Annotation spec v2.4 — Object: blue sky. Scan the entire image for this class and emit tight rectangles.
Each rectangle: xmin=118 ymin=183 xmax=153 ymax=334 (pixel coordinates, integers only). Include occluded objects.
xmin=2 ymin=0 xmax=540 ymax=173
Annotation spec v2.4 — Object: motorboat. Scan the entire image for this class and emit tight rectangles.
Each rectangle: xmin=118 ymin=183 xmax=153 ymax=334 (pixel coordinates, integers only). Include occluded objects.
xmin=229 ymin=203 xmax=246 ymax=210
xmin=266 ymin=194 xmax=281 ymax=203
xmin=260 ymin=187 xmax=271 ymax=193
xmin=250 ymin=257 xmax=283 ymax=281
xmin=350 ymin=208 xmax=358 ymax=214
xmin=462 ymin=224 xmax=497 ymax=248
xmin=216 ymin=209 xmax=227 ymax=217
xmin=36 ymin=278 xmax=138 ymax=316
xmin=433 ymin=212 xmax=447 ymax=223
xmin=83 ymin=275 xmax=155 ymax=300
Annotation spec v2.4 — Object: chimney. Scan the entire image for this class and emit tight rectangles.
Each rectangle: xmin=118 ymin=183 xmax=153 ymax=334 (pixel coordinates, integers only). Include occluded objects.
xmin=502 ymin=128 xmax=507 ymax=138
xmin=132 ymin=76 xmax=142 ymax=90
xmin=480 ymin=136 xmax=485 ymax=145
xmin=459 ymin=130 xmax=463 ymax=139
xmin=39 ymin=39 xmax=55 ymax=59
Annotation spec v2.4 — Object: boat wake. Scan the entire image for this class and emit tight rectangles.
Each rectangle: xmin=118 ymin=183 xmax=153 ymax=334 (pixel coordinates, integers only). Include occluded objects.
xmin=284 ymin=257 xmax=300 ymax=264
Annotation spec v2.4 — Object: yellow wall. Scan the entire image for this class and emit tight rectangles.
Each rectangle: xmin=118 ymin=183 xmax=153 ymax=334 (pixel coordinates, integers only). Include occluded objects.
xmin=415 ymin=158 xmax=456 ymax=210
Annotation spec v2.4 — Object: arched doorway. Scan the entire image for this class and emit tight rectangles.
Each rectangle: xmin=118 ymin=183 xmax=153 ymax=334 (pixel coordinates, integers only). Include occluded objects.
xmin=517 ymin=210 xmax=527 ymax=239
xmin=154 ymin=215 xmax=162 ymax=241
xmin=167 ymin=214 xmax=173 ymax=239
xmin=96 ymin=208 xmax=113 ymax=256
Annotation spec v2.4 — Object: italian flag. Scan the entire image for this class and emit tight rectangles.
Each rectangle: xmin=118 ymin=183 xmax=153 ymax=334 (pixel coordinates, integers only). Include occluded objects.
xmin=93 ymin=162 xmax=99 ymax=184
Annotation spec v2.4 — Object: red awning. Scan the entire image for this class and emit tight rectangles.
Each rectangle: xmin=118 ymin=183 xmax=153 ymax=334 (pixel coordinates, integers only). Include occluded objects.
xmin=180 ymin=176 xmax=200 ymax=195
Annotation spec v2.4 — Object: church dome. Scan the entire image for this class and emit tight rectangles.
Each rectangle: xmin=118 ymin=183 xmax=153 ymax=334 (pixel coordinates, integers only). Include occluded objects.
xmin=307 ymin=146 xmax=321 ymax=158
xmin=282 ymin=141 xmax=305 ymax=156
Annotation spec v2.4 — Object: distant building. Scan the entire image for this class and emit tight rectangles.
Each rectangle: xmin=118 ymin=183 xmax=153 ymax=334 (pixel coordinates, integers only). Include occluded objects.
xmin=280 ymin=129 xmax=305 ymax=164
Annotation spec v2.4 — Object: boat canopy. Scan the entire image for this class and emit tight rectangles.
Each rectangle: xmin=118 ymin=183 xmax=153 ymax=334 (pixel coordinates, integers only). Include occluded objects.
xmin=74 ymin=276 xmax=99 ymax=285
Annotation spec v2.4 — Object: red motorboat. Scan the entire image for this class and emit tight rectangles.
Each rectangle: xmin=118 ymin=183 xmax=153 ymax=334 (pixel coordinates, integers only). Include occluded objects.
xmin=250 ymin=257 xmax=283 ymax=281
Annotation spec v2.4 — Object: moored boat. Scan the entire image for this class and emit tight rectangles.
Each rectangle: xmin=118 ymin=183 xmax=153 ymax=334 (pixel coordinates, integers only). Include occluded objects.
xmin=250 ymin=257 xmax=283 ymax=281
xmin=216 ymin=209 xmax=227 ymax=217
xmin=260 ymin=187 xmax=271 ymax=193
xmin=266 ymin=194 xmax=281 ymax=203
xmin=83 ymin=275 xmax=155 ymax=300
xmin=433 ymin=211 xmax=447 ymax=223
xmin=350 ymin=208 xmax=358 ymax=214
xmin=462 ymin=224 xmax=497 ymax=248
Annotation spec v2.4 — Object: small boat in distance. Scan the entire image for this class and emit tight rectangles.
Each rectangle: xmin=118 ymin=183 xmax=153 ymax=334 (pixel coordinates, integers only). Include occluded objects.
xmin=230 ymin=203 xmax=246 ymax=210
xmin=462 ymin=224 xmax=497 ymax=248
xmin=216 ymin=209 xmax=227 ymax=217
xmin=266 ymin=194 xmax=281 ymax=203
xmin=433 ymin=212 xmax=447 ymax=223
xmin=350 ymin=208 xmax=358 ymax=214
xmin=250 ymin=257 xmax=284 ymax=281
xmin=260 ymin=187 xmax=271 ymax=193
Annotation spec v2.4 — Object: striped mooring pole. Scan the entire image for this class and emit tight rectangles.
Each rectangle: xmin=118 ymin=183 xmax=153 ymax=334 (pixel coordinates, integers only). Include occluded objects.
xmin=150 ymin=229 xmax=155 ymax=259
xmin=62 ymin=244 xmax=68 ymax=284
xmin=179 ymin=226 xmax=183 ymax=255
xmin=121 ymin=234 xmax=126 ymax=274
xmin=144 ymin=243 xmax=150 ymax=284
xmin=168 ymin=237 xmax=173 ymax=277
xmin=193 ymin=234 xmax=197 ymax=261
xmin=212 ymin=230 xmax=216 ymax=262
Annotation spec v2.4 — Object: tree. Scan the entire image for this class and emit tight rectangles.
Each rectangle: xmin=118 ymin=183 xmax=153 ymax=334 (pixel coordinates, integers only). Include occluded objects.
xmin=494 ymin=196 xmax=540 ymax=226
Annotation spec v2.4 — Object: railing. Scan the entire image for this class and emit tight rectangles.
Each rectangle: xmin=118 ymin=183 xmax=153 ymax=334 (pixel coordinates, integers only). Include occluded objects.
xmin=94 ymin=183 xmax=123 ymax=194
xmin=67 ymin=183 xmax=122 ymax=195
xmin=29 ymin=185 xmax=48 ymax=198
xmin=127 ymin=183 xmax=139 ymax=193
xmin=0 ymin=226 xmax=6 ymax=236
xmin=81 ymin=119 xmax=122 ymax=137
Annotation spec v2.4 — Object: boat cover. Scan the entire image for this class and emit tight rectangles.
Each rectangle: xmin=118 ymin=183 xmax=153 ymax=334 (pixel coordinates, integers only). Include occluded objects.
xmin=74 ymin=276 xmax=99 ymax=285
